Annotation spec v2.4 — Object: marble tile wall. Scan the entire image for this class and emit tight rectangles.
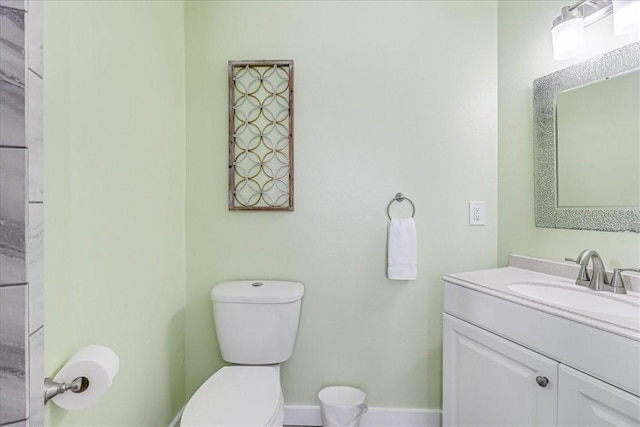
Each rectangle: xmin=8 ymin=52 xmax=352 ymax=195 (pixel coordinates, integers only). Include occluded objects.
xmin=0 ymin=5 xmax=25 ymax=148
xmin=0 ymin=148 xmax=27 ymax=284
xmin=1 ymin=0 xmax=43 ymax=425
xmin=26 ymin=1 xmax=44 ymax=422
xmin=0 ymin=0 xmax=26 ymax=11
xmin=0 ymin=285 xmax=28 ymax=424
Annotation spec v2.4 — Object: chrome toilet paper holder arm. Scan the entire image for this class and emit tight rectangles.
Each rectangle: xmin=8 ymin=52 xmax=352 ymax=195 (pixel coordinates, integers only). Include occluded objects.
xmin=44 ymin=376 xmax=89 ymax=405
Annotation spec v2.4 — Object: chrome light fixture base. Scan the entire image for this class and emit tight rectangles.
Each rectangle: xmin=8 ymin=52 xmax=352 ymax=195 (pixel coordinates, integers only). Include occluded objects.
xmin=551 ymin=0 xmax=637 ymax=60
xmin=569 ymin=0 xmax=614 ymax=26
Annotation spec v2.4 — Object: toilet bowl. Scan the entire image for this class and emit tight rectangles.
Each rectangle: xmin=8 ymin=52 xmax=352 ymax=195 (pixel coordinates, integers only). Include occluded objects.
xmin=181 ymin=366 xmax=284 ymax=427
xmin=180 ymin=280 xmax=304 ymax=427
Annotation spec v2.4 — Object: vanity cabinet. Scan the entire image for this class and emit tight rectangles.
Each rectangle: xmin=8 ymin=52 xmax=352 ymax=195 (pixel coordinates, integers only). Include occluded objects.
xmin=443 ymin=275 xmax=640 ymax=427
xmin=558 ymin=365 xmax=640 ymax=426
xmin=443 ymin=314 xmax=557 ymax=426
xmin=443 ymin=314 xmax=640 ymax=426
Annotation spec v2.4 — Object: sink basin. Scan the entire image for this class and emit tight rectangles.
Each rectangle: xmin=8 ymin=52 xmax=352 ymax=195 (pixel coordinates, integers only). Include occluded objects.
xmin=508 ymin=283 xmax=640 ymax=318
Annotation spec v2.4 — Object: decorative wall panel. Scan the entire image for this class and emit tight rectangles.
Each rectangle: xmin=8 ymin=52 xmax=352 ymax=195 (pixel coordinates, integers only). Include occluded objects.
xmin=228 ymin=60 xmax=294 ymax=211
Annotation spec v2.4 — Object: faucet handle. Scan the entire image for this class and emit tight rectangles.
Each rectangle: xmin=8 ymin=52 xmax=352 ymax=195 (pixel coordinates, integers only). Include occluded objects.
xmin=610 ymin=268 xmax=640 ymax=294
xmin=565 ymin=257 xmax=590 ymax=285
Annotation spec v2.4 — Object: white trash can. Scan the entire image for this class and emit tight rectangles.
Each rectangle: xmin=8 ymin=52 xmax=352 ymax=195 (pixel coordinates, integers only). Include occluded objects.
xmin=318 ymin=386 xmax=368 ymax=427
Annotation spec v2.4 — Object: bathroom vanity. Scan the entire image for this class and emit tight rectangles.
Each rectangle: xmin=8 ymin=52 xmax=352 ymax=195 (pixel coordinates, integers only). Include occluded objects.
xmin=442 ymin=256 xmax=640 ymax=426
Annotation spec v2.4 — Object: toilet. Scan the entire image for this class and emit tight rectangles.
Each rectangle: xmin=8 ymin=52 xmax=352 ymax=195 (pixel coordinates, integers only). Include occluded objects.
xmin=181 ymin=280 xmax=304 ymax=427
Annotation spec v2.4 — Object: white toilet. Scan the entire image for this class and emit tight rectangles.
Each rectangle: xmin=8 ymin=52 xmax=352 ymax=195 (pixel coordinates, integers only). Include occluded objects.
xmin=181 ymin=280 xmax=304 ymax=427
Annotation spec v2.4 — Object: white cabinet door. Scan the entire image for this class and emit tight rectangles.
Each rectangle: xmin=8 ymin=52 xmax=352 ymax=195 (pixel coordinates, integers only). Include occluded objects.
xmin=443 ymin=314 xmax=558 ymax=427
xmin=558 ymin=364 xmax=640 ymax=426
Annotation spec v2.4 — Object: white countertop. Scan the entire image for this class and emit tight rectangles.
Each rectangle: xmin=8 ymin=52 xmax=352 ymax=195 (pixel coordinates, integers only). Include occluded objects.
xmin=444 ymin=266 xmax=640 ymax=341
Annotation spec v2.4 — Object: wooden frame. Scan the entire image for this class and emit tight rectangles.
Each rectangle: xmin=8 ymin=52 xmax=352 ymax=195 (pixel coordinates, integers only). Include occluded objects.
xmin=228 ymin=60 xmax=294 ymax=211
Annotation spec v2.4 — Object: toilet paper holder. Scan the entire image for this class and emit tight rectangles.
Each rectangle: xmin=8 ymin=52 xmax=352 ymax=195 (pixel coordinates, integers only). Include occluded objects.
xmin=44 ymin=376 xmax=89 ymax=405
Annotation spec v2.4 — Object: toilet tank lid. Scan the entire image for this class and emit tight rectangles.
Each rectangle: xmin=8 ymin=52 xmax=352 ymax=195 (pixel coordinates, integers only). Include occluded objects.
xmin=211 ymin=280 xmax=304 ymax=304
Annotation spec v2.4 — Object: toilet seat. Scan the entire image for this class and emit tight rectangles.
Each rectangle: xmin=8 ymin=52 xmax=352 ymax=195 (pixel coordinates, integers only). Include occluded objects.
xmin=181 ymin=366 xmax=283 ymax=427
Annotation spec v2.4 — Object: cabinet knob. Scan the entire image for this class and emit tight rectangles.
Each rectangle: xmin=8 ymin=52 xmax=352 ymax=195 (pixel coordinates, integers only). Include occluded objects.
xmin=536 ymin=376 xmax=549 ymax=387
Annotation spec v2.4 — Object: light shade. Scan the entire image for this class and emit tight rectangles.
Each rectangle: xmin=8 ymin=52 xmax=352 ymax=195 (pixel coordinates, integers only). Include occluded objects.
xmin=552 ymin=8 xmax=586 ymax=61
xmin=613 ymin=0 xmax=640 ymax=35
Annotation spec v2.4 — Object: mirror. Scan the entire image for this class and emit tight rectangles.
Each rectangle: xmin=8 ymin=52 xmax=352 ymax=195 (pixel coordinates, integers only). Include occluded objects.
xmin=533 ymin=42 xmax=640 ymax=233
xmin=557 ymin=69 xmax=639 ymax=208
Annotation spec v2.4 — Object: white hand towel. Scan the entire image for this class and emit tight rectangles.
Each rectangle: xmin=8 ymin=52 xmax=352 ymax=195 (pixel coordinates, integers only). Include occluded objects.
xmin=387 ymin=217 xmax=417 ymax=280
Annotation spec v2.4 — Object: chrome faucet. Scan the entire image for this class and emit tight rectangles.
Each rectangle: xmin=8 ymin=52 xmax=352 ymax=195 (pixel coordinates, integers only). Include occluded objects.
xmin=565 ymin=249 xmax=628 ymax=294
xmin=610 ymin=268 xmax=640 ymax=294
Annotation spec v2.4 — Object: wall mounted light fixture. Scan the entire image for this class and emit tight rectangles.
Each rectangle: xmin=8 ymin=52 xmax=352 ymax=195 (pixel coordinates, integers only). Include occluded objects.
xmin=552 ymin=0 xmax=640 ymax=60
xmin=613 ymin=0 xmax=640 ymax=34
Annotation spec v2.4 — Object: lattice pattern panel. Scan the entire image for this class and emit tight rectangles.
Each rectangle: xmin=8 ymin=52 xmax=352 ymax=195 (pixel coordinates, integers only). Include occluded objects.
xmin=228 ymin=60 xmax=294 ymax=210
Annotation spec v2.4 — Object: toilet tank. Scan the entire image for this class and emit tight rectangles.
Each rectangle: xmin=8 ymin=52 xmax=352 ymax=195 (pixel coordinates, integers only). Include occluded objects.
xmin=210 ymin=280 xmax=304 ymax=365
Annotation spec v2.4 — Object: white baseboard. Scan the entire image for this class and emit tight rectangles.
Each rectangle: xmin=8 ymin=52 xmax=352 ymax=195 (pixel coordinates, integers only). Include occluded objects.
xmin=284 ymin=405 xmax=442 ymax=427
xmin=284 ymin=405 xmax=323 ymax=426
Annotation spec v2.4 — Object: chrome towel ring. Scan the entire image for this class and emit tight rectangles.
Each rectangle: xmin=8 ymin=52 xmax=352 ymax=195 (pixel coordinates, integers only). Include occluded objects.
xmin=387 ymin=193 xmax=415 ymax=220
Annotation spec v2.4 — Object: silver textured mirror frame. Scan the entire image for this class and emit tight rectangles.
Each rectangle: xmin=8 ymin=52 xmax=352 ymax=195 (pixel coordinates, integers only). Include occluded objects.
xmin=533 ymin=42 xmax=640 ymax=233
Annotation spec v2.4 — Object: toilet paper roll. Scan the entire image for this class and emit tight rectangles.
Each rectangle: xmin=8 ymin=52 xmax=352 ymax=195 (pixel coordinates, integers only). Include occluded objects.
xmin=52 ymin=345 xmax=119 ymax=410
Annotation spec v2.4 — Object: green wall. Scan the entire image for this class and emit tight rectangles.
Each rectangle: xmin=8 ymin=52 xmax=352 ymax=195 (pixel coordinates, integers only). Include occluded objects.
xmin=184 ymin=0 xmax=497 ymax=409
xmin=42 ymin=1 xmax=639 ymax=425
xmin=497 ymin=1 xmax=640 ymax=269
xmin=44 ymin=1 xmax=187 ymax=425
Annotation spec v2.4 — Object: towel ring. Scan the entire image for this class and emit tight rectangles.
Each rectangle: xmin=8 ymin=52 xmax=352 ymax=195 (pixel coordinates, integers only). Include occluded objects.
xmin=387 ymin=193 xmax=415 ymax=220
